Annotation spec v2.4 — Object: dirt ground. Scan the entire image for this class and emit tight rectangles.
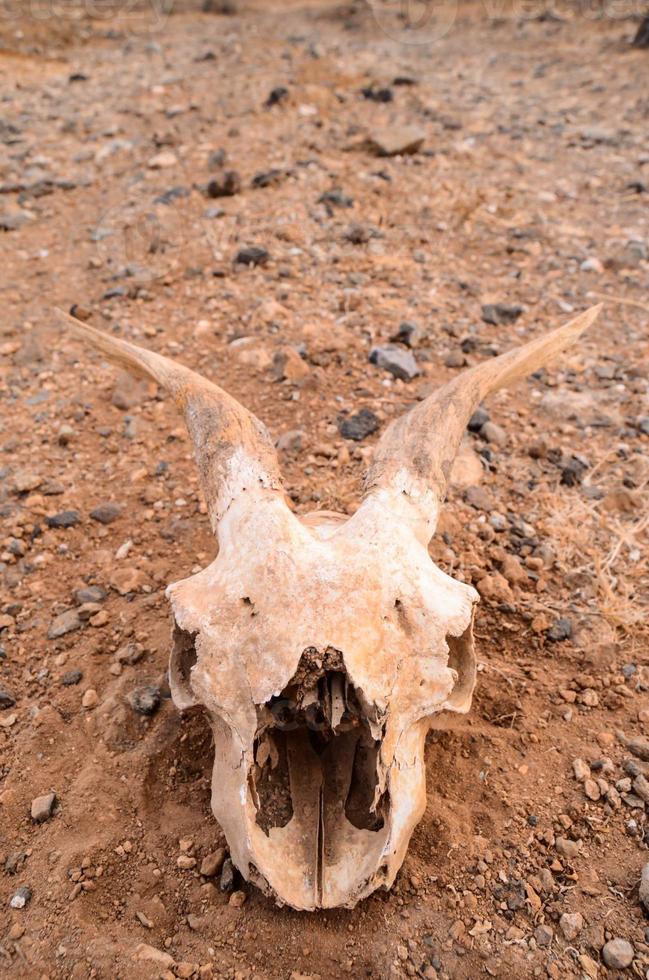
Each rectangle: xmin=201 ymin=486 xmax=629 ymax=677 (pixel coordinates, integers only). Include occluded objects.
xmin=1 ymin=0 xmax=648 ymax=977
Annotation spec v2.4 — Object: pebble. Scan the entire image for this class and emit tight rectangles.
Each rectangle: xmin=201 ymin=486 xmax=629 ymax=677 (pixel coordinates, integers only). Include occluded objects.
xmin=390 ymin=321 xmax=419 ymax=347
xmin=580 ymin=256 xmax=604 ymax=273
xmin=200 ymin=848 xmax=226 ymax=877
xmin=0 ymin=686 xmax=16 ymax=709
xmin=534 ymin=924 xmax=553 ymax=947
xmin=265 ymin=85 xmax=288 ymax=107
xmin=147 ymin=151 xmax=177 ymax=169
xmin=48 ymin=609 xmax=82 ymax=639
xmin=129 ymin=685 xmax=161 ymax=716
xmin=481 ymin=303 xmax=523 ymax=325
xmin=220 ymin=857 xmax=235 ymax=891
xmin=76 ymin=586 xmax=106 ymax=604
xmin=229 ymin=890 xmax=247 ymax=907
xmin=206 ymin=171 xmax=241 ymax=197
xmin=573 ymin=758 xmax=590 ymax=781
xmin=546 ymin=618 xmax=572 ymax=642
xmin=365 ymin=125 xmax=425 ymax=156
xmin=90 ymin=502 xmax=122 ymax=524
xmin=62 ymin=669 xmax=83 ymax=686
xmin=46 ymin=510 xmax=81 ymax=528
xmin=559 ymin=912 xmax=583 ymax=940
xmin=639 ymin=862 xmax=649 ymax=912
xmin=82 ymin=689 xmax=99 ymax=709
xmin=31 ymin=791 xmax=56 ymax=822
xmin=10 ymin=886 xmax=32 ymax=909
xmin=468 ymin=407 xmax=489 ymax=431
xmin=369 ymin=345 xmax=420 ymax=381
xmin=465 ymin=486 xmax=496 ymax=511
xmin=234 ymin=246 xmax=269 ymax=267
xmin=555 ymin=836 xmax=580 ymax=859
xmin=480 ymin=421 xmax=507 ymax=447
xmin=602 ymin=939 xmax=634 ymax=969
xmin=339 ymin=409 xmax=380 ymax=441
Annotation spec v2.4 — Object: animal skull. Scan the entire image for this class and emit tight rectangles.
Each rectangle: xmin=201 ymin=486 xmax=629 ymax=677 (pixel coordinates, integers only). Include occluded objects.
xmin=58 ymin=304 xmax=600 ymax=910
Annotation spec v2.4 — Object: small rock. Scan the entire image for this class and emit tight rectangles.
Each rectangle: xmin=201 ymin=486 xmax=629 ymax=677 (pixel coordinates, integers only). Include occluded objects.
xmin=0 ymin=686 xmax=16 ymax=709
xmin=76 ymin=586 xmax=106 ymax=604
xmin=82 ymin=689 xmax=99 ymax=709
xmin=468 ymin=407 xmax=489 ymax=432
xmin=234 ymin=246 xmax=269 ymax=267
xmin=206 ymin=171 xmax=241 ymax=197
xmin=129 ymin=685 xmax=161 ymax=716
xmin=476 ymin=572 xmax=513 ymax=604
xmin=61 ymin=669 xmax=83 ymax=686
xmin=480 ymin=421 xmax=507 ymax=447
xmin=546 ymin=618 xmax=572 ymax=643
xmin=559 ymin=912 xmax=583 ymax=940
xmin=10 ymin=886 xmax=31 ymax=909
xmin=534 ymin=924 xmax=553 ymax=947
xmin=444 ymin=350 xmax=466 ymax=368
xmin=572 ymin=758 xmax=590 ymax=782
xmin=633 ymin=774 xmax=649 ymax=803
xmin=133 ymin=943 xmax=174 ymax=968
xmin=465 ymin=485 xmax=495 ymax=512
xmin=90 ymin=503 xmax=122 ymax=524
xmin=31 ymin=791 xmax=56 ymax=823
xmin=177 ymin=854 xmax=197 ymax=870
xmin=48 ymin=609 xmax=82 ymax=639
xmin=271 ymin=348 xmax=310 ymax=383
xmin=110 ymin=567 xmax=145 ymax=595
xmin=369 ymin=345 xmax=420 ymax=381
xmin=365 ymin=125 xmax=425 ymax=156
xmin=229 ymin=890 xmax=247 ymax=907
xmin=339 ymin=409 xmax=380 ymax=441
xmin=556 ymin=837 xmax=580 ymax=859
xmin=584 ymin=778 xmax=600 ymax=801
xmin=639 ymin=862 xmax=649 ymax=912
xmin=481 ymin=303 xmax=523 ymax=325
xmin=580 ymin=257 xmax=604 ymax=273
xmin=602 ymin=938 xmax=634 ymax=969
xmin=220 ymin=857 xmax=235 ymax=891
xmin=265 ymin=85 xmax=289 ymax=107
xmin=390 ymin=321 xmax=419 ymax=347
xmin=147 ymin=151 xmax=177 ymax=169
xmin=200 ymin=849 xmax=226 ymax=877
xmin=12 ymin=470 xmax=42 ymax=493
xmin=46 ymin=510 xmax=81 ymax=529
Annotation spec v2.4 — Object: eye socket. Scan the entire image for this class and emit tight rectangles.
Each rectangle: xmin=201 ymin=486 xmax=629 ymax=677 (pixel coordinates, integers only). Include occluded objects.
xmin=169 ymin=621 xmax=199 ymax=710
xmin=444 ymin=621 xmax=476 ymax=712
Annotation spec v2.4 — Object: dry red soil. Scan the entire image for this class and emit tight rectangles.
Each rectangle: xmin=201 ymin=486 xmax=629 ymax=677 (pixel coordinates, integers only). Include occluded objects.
xmin=0 ymin=1 xmax=648 ymax=978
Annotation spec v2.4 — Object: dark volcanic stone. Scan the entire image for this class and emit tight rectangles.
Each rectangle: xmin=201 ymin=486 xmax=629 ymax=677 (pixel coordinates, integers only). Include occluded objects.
xmin=206 ymin=171 xmax=241 ymax=198
xmin=90 ymin=502 xmax=122 ymax=525
xmin=129 ymin=685 xmax=161 ymax=716
xmin=546 ymin=618 xmax=572 ymax=643
xmin=75 ymin=586 xmax=107 ymax=604
xmin=0 ymin=686 xmax=16 ymax=709
xmin=481 ymin=303 xmax=523 ymax=326
xmin=220 ymin=857 xmax=235 ymax=891
xmin=339 ymin=409 xmax=380 ymax=442
xmin=154 ymin=186 xmax=190 ymax=205
xmin=46 ymin=510 xmax=80 ymax=528
xmin=265 ymin=86 xmax=288 ymax=107
xmin=61 ymin=669 xmax=83 ymax=686
xmin=234 ymin=246 xmax=269 ymax=267
xmin=468 ymin=406 xmax=489 ymax=432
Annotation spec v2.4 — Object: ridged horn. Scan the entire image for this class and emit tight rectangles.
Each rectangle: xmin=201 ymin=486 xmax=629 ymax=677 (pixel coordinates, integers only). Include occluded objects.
xmin=55 ymin=309 xmax=284 ymax=530
xmin=362 ymin=305 xmax=602 ymax=539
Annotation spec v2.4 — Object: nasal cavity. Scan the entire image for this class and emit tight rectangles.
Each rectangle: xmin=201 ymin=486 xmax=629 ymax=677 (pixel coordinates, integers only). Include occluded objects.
xmin=445 ymin=621 xmax=476 ymax=712
xmin=169 ymin=623 xmax=199 ymax=709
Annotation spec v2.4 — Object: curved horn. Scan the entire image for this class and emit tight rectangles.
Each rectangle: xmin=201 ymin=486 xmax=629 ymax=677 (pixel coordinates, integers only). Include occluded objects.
xmin=362 ymin=305 xmax=602 ymax=540
xmin=55 ymin=309 xmax=284 ymax=530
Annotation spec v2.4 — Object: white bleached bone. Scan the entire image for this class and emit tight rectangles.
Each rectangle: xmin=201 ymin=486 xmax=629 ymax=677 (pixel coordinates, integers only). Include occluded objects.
xmin=56 ymin=304 xmax=601 ymax=909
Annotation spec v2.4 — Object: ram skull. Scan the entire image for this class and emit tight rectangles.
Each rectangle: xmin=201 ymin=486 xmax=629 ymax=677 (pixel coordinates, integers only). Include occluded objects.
xmin=57 ymin=303 xmax=600 ymax=910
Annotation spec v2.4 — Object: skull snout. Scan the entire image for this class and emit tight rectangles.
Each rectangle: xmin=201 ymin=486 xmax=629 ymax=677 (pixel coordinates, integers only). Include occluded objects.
xmin=246 ymin=647 xmax=391 ymax=907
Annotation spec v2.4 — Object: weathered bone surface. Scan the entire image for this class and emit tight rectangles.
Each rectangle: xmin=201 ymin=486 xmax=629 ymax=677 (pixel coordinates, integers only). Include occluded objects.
xmin=56 ymin=304 xmax=601 ymax=910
